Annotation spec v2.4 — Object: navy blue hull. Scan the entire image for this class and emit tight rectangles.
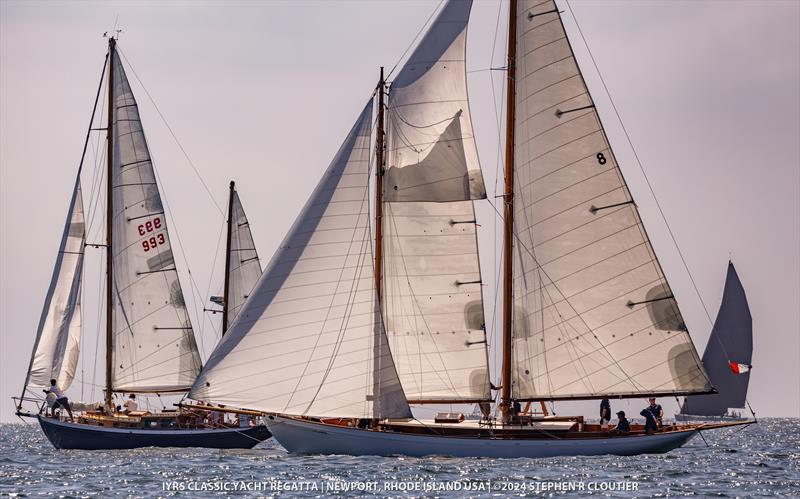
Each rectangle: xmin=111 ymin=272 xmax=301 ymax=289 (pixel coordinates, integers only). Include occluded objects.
xmin=38 ymin=416 xmax=271 ymax=450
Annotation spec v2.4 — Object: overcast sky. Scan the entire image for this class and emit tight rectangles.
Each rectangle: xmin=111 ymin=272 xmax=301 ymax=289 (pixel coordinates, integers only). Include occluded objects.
xmin=1 ymin=0 xmax=798 ymax=422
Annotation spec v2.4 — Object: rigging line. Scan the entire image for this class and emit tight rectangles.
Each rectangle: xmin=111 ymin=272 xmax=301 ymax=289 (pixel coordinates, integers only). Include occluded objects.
xmin=564 ymin=1 xmax=715 ymax=329
xmin=115 ymin=47 xmax=225 ymax=216
xmin=385 ymin=0 xmax=445 ymax=81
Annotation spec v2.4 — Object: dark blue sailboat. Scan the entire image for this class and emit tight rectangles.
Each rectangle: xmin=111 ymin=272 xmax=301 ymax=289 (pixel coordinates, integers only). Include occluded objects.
xmin=677 ymin=262 xmax=753 ymax=421
xmin=14 ymin=35 xmax=271 ymax=450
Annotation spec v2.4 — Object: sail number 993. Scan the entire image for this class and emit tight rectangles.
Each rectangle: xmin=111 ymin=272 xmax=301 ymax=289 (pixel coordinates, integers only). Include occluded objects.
xmin=138 ymin=217 xmax=165 ymax=252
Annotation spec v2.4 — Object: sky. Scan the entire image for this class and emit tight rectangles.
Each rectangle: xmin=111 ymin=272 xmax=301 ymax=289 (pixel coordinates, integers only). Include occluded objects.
xmin=1 ymin=0 xmax=798 ymax=423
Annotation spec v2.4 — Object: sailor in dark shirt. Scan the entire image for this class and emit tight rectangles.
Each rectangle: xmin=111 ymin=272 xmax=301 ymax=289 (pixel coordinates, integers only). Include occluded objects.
xmin=646 ymin=397 xmax=663 ymax=426
xmin=600 ymin=398 xmax=611 ymax=429
xmin=640 ymin=409 xmax=657 ymax=434
xmin=614 ymin=411 xmax=630 ymax=434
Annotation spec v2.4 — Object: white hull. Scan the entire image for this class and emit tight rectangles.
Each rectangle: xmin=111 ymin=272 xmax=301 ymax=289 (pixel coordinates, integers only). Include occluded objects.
xmin=266 ymin=415 xmax=698 ymax=458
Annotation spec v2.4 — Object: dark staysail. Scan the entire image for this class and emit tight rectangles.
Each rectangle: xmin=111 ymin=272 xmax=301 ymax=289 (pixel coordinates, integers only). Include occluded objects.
xmin=681 ymin=262 xmax=753 ymax=416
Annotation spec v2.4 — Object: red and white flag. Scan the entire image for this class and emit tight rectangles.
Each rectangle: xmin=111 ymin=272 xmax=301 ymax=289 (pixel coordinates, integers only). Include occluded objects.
xmin=729 ymin=361 xmax=752 ymax=374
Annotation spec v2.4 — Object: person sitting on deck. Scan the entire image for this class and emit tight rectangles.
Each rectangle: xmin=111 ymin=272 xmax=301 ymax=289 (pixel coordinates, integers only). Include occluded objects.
xmin=122 ymin=394 xmax=138 ymax=414
xmin=640 ymin=406 xmax=658 ymax=435
xmin=613 ymin=411 xmax=630 ymax=434
xmin=600 ymin=398 xmax=611 ymax=430
xmin=43 ymin=379 xmax=73 ymax=421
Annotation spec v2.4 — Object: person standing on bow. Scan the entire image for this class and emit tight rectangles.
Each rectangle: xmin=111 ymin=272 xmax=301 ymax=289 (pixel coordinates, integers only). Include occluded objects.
xmin=599 ymin=398 xmax=611 ymax=430
xmin=43 ymin=379 xmax=73 ymax=422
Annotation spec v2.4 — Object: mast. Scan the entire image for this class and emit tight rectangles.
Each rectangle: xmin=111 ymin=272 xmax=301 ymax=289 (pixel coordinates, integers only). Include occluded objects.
xmin=500 ymin=0 xmax=517 ymax=421
xmin=104 ymin=36 xmax=116 ymax=408
xmin=374 ymin=67 xmax=385 ymax=298
xmin=222 ymin=180 xmax=235 ymax=334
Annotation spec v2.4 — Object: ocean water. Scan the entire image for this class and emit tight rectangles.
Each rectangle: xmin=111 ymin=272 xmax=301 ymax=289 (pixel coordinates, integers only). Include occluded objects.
xmin=0 ymin=419 xmax=797 ymax=497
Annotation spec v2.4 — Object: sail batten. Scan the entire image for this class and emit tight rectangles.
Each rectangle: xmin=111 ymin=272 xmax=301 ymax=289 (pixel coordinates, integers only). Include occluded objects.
xmin=191 ymin=101 xmax=412 ymax=420
xmin=509 ymin=0 xmax=712 ymax=400
xmin=109 ymin=52 xmax=202 ymax=393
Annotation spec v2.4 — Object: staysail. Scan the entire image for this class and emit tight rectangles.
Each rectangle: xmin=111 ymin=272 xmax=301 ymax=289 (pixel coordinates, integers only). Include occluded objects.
xmin=191 ymin=101 xmax=412 ymax=420
xmin=109 ymin=53 xmax=202 ymax=393
xmin=509 ymin=0 xmax=712 ymax=400
xmin=680 ymin=262 xmax=752 ymax=416
xmin=382 ymin=0 xmax=491 ymax=403
xmin=22 ymin=179 xmax=85 ymax=393
xmin=225 ymin=187 xmax=263 ymax=328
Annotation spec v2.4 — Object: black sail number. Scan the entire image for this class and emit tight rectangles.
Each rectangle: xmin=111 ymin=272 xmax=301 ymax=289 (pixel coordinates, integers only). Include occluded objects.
xmin=596 ymin=152 xmax=607 ymax=165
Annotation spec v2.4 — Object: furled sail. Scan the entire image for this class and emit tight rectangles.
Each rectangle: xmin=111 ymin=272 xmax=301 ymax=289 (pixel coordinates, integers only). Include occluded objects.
xmin=509 ymin=0 xmax=712 ymax=400
xmin=226 ymin=189 xmax=263 ymax=326
xmin=383 ymin=0 xmax=491 ymax=402
xmin=110 ymin=54 xmax=202 ymax=392
xmin=23 ymin=179 xmax=85 ymax=393
xmin=680 ymin=262 xmax=752 ymax=416
xmin=191 ymin=101 xmax=412 ymax=420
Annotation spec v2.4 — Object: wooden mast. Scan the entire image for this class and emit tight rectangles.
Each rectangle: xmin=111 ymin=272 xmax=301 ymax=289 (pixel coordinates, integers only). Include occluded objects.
xmin=222 ymin=180 xmax=235 ymax=334
xmin=374 ymin=67 xmax=385 ymax=298
xmin=500 ymin=0 xmax=517 ymax=422
xmin=104 ymin=36 xmax=116 ymax=409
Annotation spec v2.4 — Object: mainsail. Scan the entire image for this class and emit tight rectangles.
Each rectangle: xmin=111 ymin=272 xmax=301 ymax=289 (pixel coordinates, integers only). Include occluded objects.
xmin=383 ymin=0 xmax=492 ymax=402
xmin=680 ymin=262 xmax=752 ymax=416
xmin=23 ymin=179 xmax=85 ymax=393
xmin=509 ymin=0 xmax=712 ymax=400
xmin=191 ymin=102 xmax=412 ymax=420
xmin=225 ymin=187 xmax=263 ymax=328
xmin=109 ymin=53 xmax=202 ymax=392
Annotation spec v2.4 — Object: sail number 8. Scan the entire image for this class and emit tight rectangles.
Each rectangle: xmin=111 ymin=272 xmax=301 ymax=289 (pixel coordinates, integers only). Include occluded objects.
xmin=138 ymin=217 xmax=165 ymax=252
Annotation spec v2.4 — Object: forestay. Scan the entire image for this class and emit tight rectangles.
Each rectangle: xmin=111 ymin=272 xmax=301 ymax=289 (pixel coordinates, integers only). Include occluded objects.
xmin=383 ymin=0 xmax=491 ymax=402
xmin=226 ymin=190 xmax=262 ymax=326
xmin=191 ymin=102 xmax=412 ymax=420
xmin=510 ymin=0 xmax=711 ymax=400
xmin=110 ymin=55 xmax=202 ymax=392
xmin=23 ymin=179 xmax=85 ymax=393
xmin=680 ymin=262 xmax=752 ymax=416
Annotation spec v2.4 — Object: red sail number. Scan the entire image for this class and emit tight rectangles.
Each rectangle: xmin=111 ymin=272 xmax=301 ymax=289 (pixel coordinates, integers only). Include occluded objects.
xmin=137 ymin=217 xmax=162 ymax=236
xmin=142 ymin=233 xmax=166 ymax=252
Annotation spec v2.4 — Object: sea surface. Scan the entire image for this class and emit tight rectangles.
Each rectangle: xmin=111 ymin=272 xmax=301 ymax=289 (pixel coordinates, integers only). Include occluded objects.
xmin=0 ymin=418 xmax=798 ymax=497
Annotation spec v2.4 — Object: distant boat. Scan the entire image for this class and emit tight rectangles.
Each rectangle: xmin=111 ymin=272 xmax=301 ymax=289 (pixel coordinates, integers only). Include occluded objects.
xmin=14 ymin=37 xmax=270 ymax=450
xmin=676 ymin=262 xmax=753 ymax=422
xmin=189 ymin=0 xmax=753 ymax=458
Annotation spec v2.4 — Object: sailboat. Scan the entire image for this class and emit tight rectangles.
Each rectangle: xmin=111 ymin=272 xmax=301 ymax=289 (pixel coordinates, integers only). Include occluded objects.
xmin=208 ymin=181 xmax=264 ymax=336
xmin=189 ymin=0 xmax=754 ymax=457
xmin=676 ymin=262 xmax=753 ymax=422
xmin=14 ymin=37 xmax=271 ymax=450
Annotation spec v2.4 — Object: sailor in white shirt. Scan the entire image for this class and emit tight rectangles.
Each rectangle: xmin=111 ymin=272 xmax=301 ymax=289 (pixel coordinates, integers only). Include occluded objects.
xmin=122 ymin=394 xmax=139 ymax=414
xmin=43 ymin=379 xmax=73 ymax=421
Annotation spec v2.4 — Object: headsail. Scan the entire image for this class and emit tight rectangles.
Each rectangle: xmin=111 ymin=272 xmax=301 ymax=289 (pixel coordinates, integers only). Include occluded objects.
xmin=23 ymin=179 xmax=85 ymax=393
xmin=191 ymin=101 xmax=412 ymax=420
xmin=681 ymin=262 xmax=752 ymax=416
xmin=383 ymin=0 xmax=491 ymax=402
xmin=109 ymin=53 xmax=202 ymax=393
xmin=509 ymin=0 xmax=712 ymax=400
xmin=225 ymin=187 xmax=263 ymax=329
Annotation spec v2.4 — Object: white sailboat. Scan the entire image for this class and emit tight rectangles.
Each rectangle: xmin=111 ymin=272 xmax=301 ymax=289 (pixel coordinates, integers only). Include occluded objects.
xmin=189 ymin=0 xmax=753 ymax=457
xmin=15 ymin=37 xmax=270 ymax=449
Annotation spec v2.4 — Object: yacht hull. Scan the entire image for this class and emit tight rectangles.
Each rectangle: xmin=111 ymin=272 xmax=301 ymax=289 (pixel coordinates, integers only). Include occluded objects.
xmin=674 ymin=413 xmax=747 ymax=422
xmin=38 ymin=416 xmax=271 ymax=450
xmin=266 ymin=415 xmax=698 ymax=458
